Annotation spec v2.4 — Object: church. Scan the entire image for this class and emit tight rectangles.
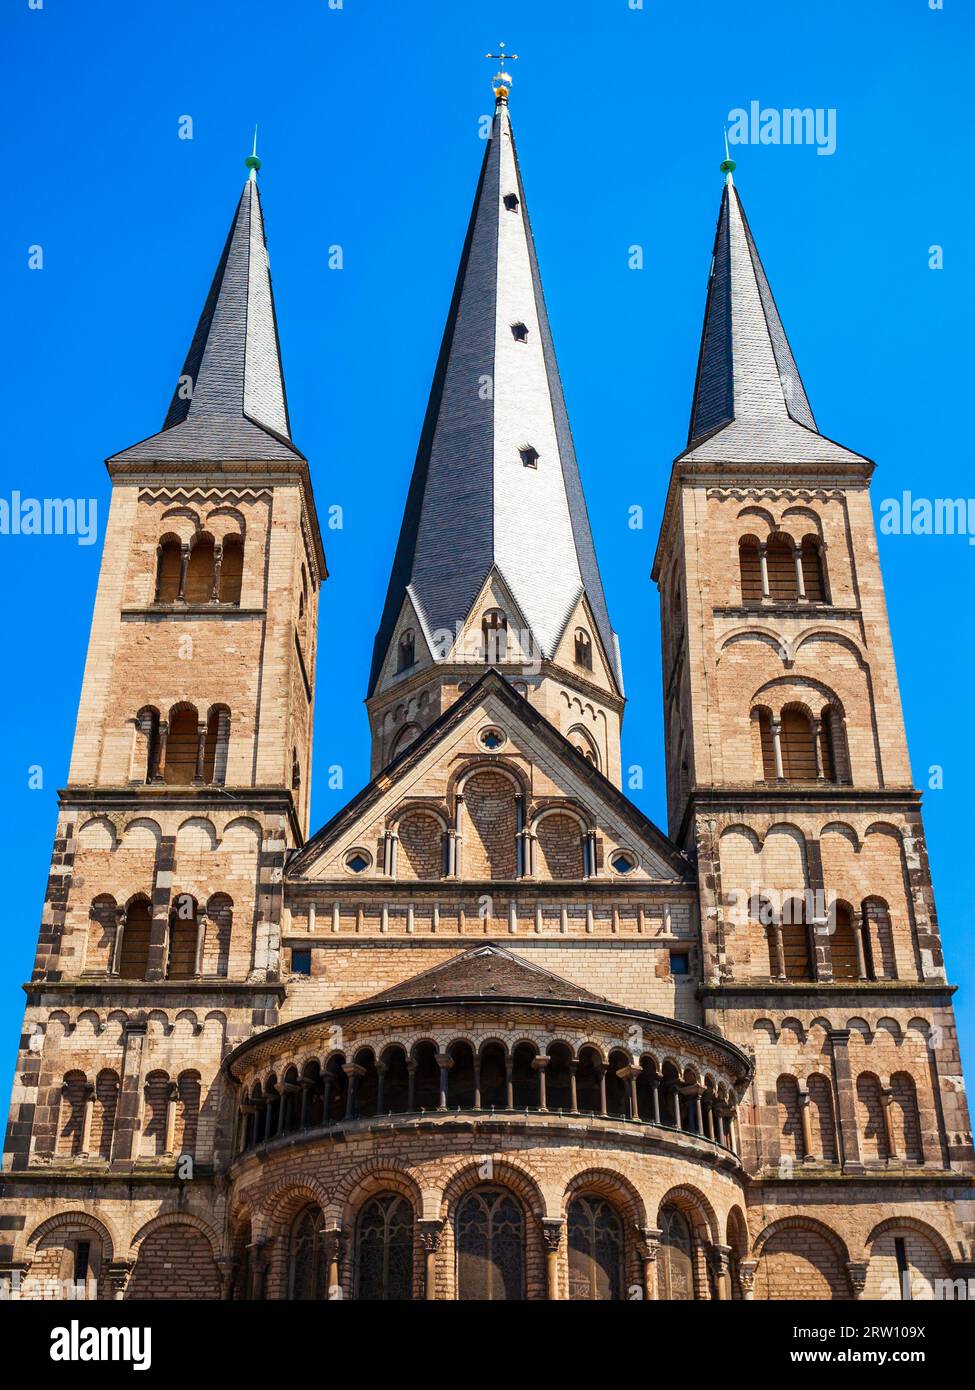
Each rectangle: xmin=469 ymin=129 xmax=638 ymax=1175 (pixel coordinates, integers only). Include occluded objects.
xmin=1 ymin=69 xmax=971 ymax=1303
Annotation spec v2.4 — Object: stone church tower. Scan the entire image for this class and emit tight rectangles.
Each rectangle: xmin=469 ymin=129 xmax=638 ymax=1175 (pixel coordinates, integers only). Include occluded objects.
xmin=1 ymin=87 xmax=971 ymax=1304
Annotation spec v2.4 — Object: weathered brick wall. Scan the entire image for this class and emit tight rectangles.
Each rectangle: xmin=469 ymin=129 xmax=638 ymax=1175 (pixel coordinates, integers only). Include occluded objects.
xmin=125 ymin=1226 xmax=221 ymax=1300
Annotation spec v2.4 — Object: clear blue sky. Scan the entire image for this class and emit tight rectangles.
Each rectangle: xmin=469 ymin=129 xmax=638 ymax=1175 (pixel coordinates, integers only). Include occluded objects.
xmin=2 ymin=0 xmax=973 ymax=1105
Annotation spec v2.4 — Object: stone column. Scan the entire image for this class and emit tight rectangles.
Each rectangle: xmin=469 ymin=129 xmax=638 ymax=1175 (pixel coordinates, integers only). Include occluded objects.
xmin=770 ymin=718 xmax=785 ymax=779
xmin=757 ymin=541 xmax=770 ymax=598
xmin=880 ymin=1086 xmax=899 ymax=1160
xmin=436 ymin=1053 xmax=453 ymax=1111
xmin=798 ymin=1088 xmax=815 ymax=1160
xmin=505 ymin=1059 xmax=514 ymax=1110
xmin=542 ymin=1219 xmax=564 ymax=1300
xmin=739 ymin=1259 xmax=758 ymax=1301
xmin=596 ymin=1063 xmax=608 ymax=1118
xmin=419 ymin=1220 xmax=443 ymax=1301
xmin=322 ymin=1072 xmax=334 ymax=1125
xmin=794 ymin=547 xmax=807 ymax=600
xmin=473 ymin=1058 xmax=482 ymax=1110
xmin=107 ymin=1260 xmax=133 ymax=1302
xmin=323 ymin=1227 xmax=345 ymax=1301
xmin=407 ymin=1060 xmax=417 ymax=1112
xmin=532 ymin=1055 xmax=550 ymax=1111
xmin=79 ymin=1082 xmax=95 ymax=1157
xmin=193 ymin=720 xmax=207 ymax=783
xmin=375 ymin=1063 xmax=386 ymax=1115
xmin=298 ymin=1079 xmax=313 ymax=1129
xmin=176 ymin=544 xmax=190 ymax=602
xmin=343 ymin=1064 xmax=365 ymax=1121
xmin=163 ymin=1080 xmax=179 ymax=1155
xmin=811 ymin=718 xmax=823 ymax=779
xmin=636 ymin=1227 xmax=661 ymax=1300
xmin=210 ymin=542 xmax=223 ymax=601
xmin=152 ymin=720 xmax=169 ymax=784
xmin=710 ymin=1244 xmax=733 ymax=1300
xmin=622 ymin=1066 xmax=640 ymax=1121
xmin=568 ymin=1062 xmax=579 ymax=1113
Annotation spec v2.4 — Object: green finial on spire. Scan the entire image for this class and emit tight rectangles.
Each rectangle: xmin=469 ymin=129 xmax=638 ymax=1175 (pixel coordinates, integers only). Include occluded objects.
xmin=720 ymin=127 xmax=736 ymax=183
xmin=245 ymin=126 xmax=261 ymax=180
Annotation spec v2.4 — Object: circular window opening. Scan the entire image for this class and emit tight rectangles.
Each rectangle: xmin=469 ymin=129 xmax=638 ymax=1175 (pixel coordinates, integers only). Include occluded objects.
xmin=345 ymin=849 xmax=371 ymax=874
xmin=610 ymin=851 xmax=636 ymax=875
xmin=479 ymin=727 xmax=507 ymax=751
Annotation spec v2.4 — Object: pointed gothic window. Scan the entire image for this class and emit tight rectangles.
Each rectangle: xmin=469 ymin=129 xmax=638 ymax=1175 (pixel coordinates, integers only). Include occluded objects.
xmin=567 ymin=1196 xmax=625 ymax=1301
xmin=511 ymin=322 xmax=529 ymax=342
xmin=397 ymin=629 xmax=416 ymax=672
xmin=290 ymin=1206 xmax=329 ymax=1301
xmin=574 ymin=629 xmax=593 ymax=669
xmin=503 ymin=193 xmax=520 ymax=212
xmin=456 ymin=1188 xmax=525 ymax=1301
xmin=355 ymin=1194 xmax=414 ymax=1301
xmin=519 ymin=446 xmax=539 ymax=469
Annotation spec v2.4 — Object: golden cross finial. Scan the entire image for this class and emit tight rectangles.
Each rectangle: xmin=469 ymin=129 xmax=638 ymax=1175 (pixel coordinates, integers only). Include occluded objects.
xmin=485 ymin=41 xmax=519 ymax=99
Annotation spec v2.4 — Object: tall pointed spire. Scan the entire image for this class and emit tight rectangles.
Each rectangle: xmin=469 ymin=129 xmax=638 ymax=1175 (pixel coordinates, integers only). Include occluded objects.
xmin=682 ymin=165 xmax=866 ymax=464
xmin=369 ymin=85 xmax=621 ymax=694
xmin=110 ymin=151 xmax=299 ymax=463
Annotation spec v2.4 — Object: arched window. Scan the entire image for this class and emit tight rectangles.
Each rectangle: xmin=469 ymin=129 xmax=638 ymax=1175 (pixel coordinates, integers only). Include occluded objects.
xmin=203 ymin=893 xmax=233 ymax=978
xmin=776 ymin=1074 xmax=804 ymax=1159
xmin=290 ymin=1205 xmax=329 ymax=1300
xmin=780 ymin=707 xmax=817 ymax=780
xmin=164 ymin=706 xmax=199 ymax=785
xmin=355 ymin=1194 xmax=414 ymax=1300
xmin=87 ymin=894 xmax=118 ymax=975
xmin=57 ymin=1072 xmax=89 ymax=1156
xmin=117 ymin=897 xmax=152 ymax=979
xmin=456 ymin=1188 xmax=525 ymax=1301
xmin=482 ymin=609 xmax=508 ymax=662
xmin=176 ymin=1070 xmax=201 ymax=1158
xmin=136 ymin=706 xmax=160 ymax=783
xmin=155 ymin=536 xmax=182 ymax=603
xmin=184 ymin=534 xmax=215 ymax=604
xmin=141 ymin=1070 xmax=171 ymax=1156
xmin=856 ymin=1072 xmax=890 ymax=1161
xmin=92 ymin=1069 xmax=119 ymax=1161
xmin=800 ymin=535 xmax=827 ymax=602
xmin=738 ymin=536 xmax=763 ymax=602
xmin=203 ymin=706 xmax=230 ymax=785
xmin=220 ymin=535 xmax=244 ymax=605
xmin=534 ymin=811 xmax=585 ymax=879
xmin=781 ymin=897 xmax=812 ymax=980
xmin=658 ymin=1205 xmax=695 ymax=1300
xmin=397 ymin=630 xmax=415 ymax=672
xmin=574 ymin=629 xmax=592 ymax=670
xmin=765 ymin=534 xmax=797 ymax=601
xmin=390 ymin=723 xmax=422 ymax=760
xmin=830 ymin=901 xmax=860 ymax=979
xmin=167 ymin=896 xmax=199 ymax=979
xmin=862 ymin=897 xmax=896 ymax=979
xmin=755 ymin=707 xmax=777 ymax=779
xmin=567 ymin=1196 xmax=624 ymax=1301
xmin=889 ymin=1073 xmax=923 ymax=1162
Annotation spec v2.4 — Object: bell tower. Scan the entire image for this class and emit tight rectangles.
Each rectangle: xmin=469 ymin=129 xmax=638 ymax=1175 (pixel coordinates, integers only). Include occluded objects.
xmin=653 ymin=159 xmax=973 ymax=1183
xmin=3 ymin=151 xmax=325 ymax=1185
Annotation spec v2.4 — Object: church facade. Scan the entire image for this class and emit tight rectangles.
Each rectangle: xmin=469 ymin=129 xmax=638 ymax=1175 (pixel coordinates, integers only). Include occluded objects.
xmin=2 ymin=84 xmax=972 ymax=1303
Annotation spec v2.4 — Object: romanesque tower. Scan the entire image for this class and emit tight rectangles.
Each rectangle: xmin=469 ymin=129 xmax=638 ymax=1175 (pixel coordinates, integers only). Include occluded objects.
xmin=651 ymin=159 xmax=974 ymax=1297
xmin=1 ymin=156 xmax=325 ymax=1296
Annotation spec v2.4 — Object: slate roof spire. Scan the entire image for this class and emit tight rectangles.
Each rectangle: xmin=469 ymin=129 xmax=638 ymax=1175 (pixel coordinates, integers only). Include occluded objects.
xmin=369 ymin=87 xmax=621 ymax=693
xmin=110 ymin=149 xmax=300 ymax=464
xmin=682 ymin=161 xmax=867 ymax=465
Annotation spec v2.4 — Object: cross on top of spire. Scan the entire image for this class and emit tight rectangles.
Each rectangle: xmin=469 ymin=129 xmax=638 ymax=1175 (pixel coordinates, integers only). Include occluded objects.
xmin=485 ymin=41 xmax=519 ymax=101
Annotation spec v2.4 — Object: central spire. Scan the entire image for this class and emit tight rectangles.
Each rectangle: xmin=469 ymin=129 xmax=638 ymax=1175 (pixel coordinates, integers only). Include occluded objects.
xmin=368 ymin=87 xmax=621 ymax=702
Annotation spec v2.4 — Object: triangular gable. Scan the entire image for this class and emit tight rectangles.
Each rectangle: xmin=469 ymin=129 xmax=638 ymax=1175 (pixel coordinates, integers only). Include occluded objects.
xmin=361 ymin=944 xmax=610 ymax=1006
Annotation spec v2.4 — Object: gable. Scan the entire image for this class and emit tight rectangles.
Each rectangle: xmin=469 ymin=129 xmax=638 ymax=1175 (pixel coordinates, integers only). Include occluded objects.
xmin=290 ymin=673 xmax=688 ymax=883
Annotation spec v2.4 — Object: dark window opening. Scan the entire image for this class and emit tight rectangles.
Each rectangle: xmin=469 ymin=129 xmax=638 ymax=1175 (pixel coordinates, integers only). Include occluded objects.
xmin=894 ymin=1237 xmax=911 ymax=1301
xmin=291 ymin=949 xmax=312 ymax=976
xmin=669 ymin=951 xmax=690 ymax=976
xmin=503 ymin=193 xmax=520 ymax=212
xmin=511 ymin=322 xmax=529 ymax=342
xmin=73 ymin=1241 xmax=91 ymax=1287
xmin=520 ymin=446 xmax=539 ymax=469
xmin=397 ymin=630 xmax=416 ymax=672
xmin=347 ymin=853 xmax=368 ymax=873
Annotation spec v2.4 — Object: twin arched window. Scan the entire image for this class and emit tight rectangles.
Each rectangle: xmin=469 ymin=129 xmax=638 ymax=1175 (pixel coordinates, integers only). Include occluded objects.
xmin=482 ymin=609 xmax=508 ymax=662
xmin=574 ymin=628 xmax=593 ymax=670
xmin=739 ymin=533 xmax=827 ymax=605
xmin=761 ymin=895 xmax=895 ymax=982
xmin=396 ymin=629 xmax=416 ymax=673
xmin=138 ymin=704 xmax=230 ymax=785
xmin=754 ymin=701 xmax=848 ymax=784
xmin=155 ymin=532 xmax=243 ymax=606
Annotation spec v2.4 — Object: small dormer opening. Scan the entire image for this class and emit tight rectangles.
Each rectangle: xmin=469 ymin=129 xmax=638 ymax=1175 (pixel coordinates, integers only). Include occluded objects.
xmin=503 ymin=193 xmax=520 ymax=212
xmin=511 ymin=322 xmax=529 ymax=342
xmin=520 ymin=446 xmax=539 ymax=469
xmin=397 ymin=629 xmax=416 ymax=673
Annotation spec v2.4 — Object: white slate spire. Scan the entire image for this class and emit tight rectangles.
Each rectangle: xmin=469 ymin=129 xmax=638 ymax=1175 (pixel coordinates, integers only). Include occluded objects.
xmin=369 ymin=87 xmax=621 ymax=694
